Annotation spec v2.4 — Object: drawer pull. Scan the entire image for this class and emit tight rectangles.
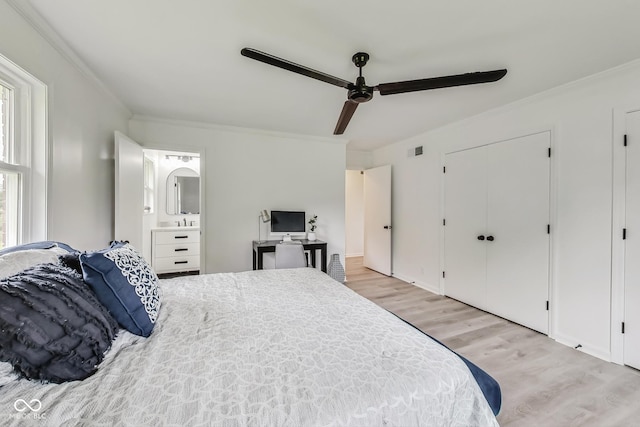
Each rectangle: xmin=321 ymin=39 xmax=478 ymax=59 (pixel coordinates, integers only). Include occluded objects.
xmin=174 ymin=261 xmax=189 ymax=265
xmin=174 ymin=235 xmax=189 ymax=239
xmin=174 ymin=248 xmax=189 ymax=252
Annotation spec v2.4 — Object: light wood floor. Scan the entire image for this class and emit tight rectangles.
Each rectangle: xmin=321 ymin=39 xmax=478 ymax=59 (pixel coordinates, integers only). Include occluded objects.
xmin=345 ymin=257 xmax=640 ymax=427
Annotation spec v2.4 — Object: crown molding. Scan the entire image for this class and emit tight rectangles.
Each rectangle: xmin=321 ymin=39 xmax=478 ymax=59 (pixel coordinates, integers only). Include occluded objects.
xmin=6 ymin=0 xmax=131 ymax=117
xmin=428 ymin=57 xmax=640 ymax=137
xmin=131 ymin=115 xmax=350 ymax=146
xmin=382 ymin=57 xmax=640 ymax=152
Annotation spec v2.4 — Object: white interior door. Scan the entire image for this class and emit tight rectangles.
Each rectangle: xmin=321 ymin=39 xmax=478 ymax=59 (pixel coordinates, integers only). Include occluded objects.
xmin=485 ymin=133 xmax=550 ymax=334
xmin=364 ymin=165 xmax=392 ymax=275
xmin=114 ymin=131 xmax=144 ymax=252
xmin=444 ymin=147 xmax=488 ymax=309
xmin=624 ymin=110 xmax=640 ymax=369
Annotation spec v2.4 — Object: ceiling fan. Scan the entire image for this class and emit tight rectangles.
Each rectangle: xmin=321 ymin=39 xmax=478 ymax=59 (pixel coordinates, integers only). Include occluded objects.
xmin=241 ymin=48 xmax=507 ymax=135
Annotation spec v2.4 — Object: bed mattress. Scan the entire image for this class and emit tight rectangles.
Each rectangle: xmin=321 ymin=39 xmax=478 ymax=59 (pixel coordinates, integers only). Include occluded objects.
xmin=0 ymin=268 xmax=498 ymax=426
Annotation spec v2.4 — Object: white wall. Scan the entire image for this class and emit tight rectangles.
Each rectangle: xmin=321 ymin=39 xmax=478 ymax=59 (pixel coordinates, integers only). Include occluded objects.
xmin=0 ymin=0 xmax=130 ymax=251
xmin=346 ymin=150 xmax=373 ymax=170
xmin=372 ymin=59 xmax=640 ymax=362
xmin=129 ymin=117 xmax=346 ymax=274
xmin=345 ymin=170 xmax=364 ymax=257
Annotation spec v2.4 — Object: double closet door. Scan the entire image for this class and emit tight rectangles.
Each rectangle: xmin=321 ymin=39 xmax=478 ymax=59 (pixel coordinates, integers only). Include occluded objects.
xmin=444 ymin=132 xmax=551 ymax=334
xmin=624 ymin=110 xmax=640 ymax=369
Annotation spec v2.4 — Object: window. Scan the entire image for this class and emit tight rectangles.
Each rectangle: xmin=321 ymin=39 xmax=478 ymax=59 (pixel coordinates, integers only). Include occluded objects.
xmin=1 ymin=83 xmax=14 ymax=162
xmin=0 ymin=82 xmax=21 ymax=248
xmin=0 ymin=53 xmax=47 ymax=249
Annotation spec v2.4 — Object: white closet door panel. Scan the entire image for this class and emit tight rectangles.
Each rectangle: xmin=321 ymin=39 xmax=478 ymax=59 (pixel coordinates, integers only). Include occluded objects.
xmin=444 ymin=147 xmax=488 ymax=309
xmin=624 ymin=110 xmax=640 ymax=369
xmin=486 ymin=133 xmax=550 ymax=333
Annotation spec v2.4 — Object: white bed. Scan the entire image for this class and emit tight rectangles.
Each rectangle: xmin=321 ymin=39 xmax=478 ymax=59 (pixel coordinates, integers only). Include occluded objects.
xmin=0 ymin=267 xmax=498 ymax=426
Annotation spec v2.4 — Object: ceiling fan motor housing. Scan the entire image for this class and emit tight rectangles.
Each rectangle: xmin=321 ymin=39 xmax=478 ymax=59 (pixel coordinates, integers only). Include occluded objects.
xmin=348 ymin=76 xmax=374 ymax=103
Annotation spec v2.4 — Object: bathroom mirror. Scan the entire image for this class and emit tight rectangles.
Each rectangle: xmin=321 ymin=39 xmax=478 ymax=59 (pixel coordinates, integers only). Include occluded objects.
xmin=166 ymin=167 xmax=200 ymax=215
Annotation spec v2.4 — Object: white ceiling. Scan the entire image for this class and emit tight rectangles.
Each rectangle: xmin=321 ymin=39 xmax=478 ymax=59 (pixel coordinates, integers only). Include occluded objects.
xmin=15 ymin=0 xmax=640 ymax=151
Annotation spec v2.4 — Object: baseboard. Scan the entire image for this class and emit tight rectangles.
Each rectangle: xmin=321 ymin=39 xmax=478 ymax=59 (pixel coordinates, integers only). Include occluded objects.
xmin=553 ymin=333 xmax=611 ymax=363
xmin=391 ymin=273 xmax=440 ymax=295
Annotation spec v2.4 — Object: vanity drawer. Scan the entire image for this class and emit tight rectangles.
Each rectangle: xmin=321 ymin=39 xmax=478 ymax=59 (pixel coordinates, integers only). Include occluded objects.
xmin=154 ymin=230 xmax=199 ymax=244
xmin=154 ymin=242 xmax=199 ymax=258
xmin=154 ymin=255 xmax=200 ymax=273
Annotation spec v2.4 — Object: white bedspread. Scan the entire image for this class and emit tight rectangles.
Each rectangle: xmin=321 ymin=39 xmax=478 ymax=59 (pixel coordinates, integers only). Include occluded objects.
xmin=0 ymin=268 xmax=498 ymax=426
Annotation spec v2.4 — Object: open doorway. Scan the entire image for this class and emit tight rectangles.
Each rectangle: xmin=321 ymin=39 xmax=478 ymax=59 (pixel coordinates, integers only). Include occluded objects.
xmin=345 ymin=166 xmax=392 ymax=278
xmin=115 ymin=132 xmax=203 ymax=277
xmin=345 ymin=170 xmax=365 ymax=258
xmin=141 ymin=149 xmax=201 ymax=271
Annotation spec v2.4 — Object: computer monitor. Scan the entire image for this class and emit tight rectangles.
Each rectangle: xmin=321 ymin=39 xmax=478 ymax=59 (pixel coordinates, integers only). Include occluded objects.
xmin=270 ymin=210 xmax=305 ymax=238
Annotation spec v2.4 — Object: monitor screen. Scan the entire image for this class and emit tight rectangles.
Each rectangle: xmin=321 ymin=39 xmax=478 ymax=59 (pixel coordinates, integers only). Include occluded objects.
xmin=270 ymin=211 xmax=305 ymax=233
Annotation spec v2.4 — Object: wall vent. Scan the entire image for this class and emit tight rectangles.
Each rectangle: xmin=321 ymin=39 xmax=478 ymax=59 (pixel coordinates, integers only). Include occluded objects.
xmin=415 ymin=146 xmax=423 ymax=156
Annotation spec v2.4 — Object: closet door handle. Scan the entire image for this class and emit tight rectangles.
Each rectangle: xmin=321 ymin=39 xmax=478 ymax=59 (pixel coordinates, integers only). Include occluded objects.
xmin=477 ymin=235 xmax=485 ymax=241
xmin=486 ymin=235 xmax=495 ymax=241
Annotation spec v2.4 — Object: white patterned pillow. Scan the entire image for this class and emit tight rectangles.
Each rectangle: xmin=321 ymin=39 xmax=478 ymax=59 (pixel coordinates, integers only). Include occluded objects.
xmin=0 ymin=247 xmax=68 ymax=279
xmin=79 ymin=243 xmax=161 ymax=337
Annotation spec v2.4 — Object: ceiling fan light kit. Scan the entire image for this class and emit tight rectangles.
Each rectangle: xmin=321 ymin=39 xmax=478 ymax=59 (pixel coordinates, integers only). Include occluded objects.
xmin=240 ymin=47 xmax=507 ymax=135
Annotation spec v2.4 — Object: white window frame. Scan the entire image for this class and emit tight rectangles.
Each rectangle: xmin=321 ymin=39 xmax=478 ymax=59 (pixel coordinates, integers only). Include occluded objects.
xmin=0 ymin=52 xmax=47 ymax=245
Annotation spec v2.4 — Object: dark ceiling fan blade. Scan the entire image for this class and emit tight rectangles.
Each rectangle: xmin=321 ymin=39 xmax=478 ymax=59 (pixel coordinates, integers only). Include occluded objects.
xmin=241 ymin=48 xmax=352 ymax=89
xmin=334 ymin=101 xmax=359 ymax=135
xmin=376 ymin=69 xmax=507 ymax=96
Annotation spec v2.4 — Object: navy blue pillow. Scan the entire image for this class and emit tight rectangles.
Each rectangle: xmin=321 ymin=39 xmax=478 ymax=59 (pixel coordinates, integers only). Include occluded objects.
xmin=0 ymin=241 xmax=76 ymax=256
xmin=0 ymin=263 xmax=118 ymax=383
xmin=79 ymin=243 xmax=160 ymax=337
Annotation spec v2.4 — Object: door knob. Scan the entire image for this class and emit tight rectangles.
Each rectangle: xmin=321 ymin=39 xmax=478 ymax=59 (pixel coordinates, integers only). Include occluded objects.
xmin=486 ymin=235 xmax=495 ymax=241
xmin=477 ymin=235 xmax=485 ymax=241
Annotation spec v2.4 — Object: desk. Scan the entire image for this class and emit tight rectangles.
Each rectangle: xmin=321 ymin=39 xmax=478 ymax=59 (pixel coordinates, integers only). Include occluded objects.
xmin=253 ymin=239 xmax=327 ymax=272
